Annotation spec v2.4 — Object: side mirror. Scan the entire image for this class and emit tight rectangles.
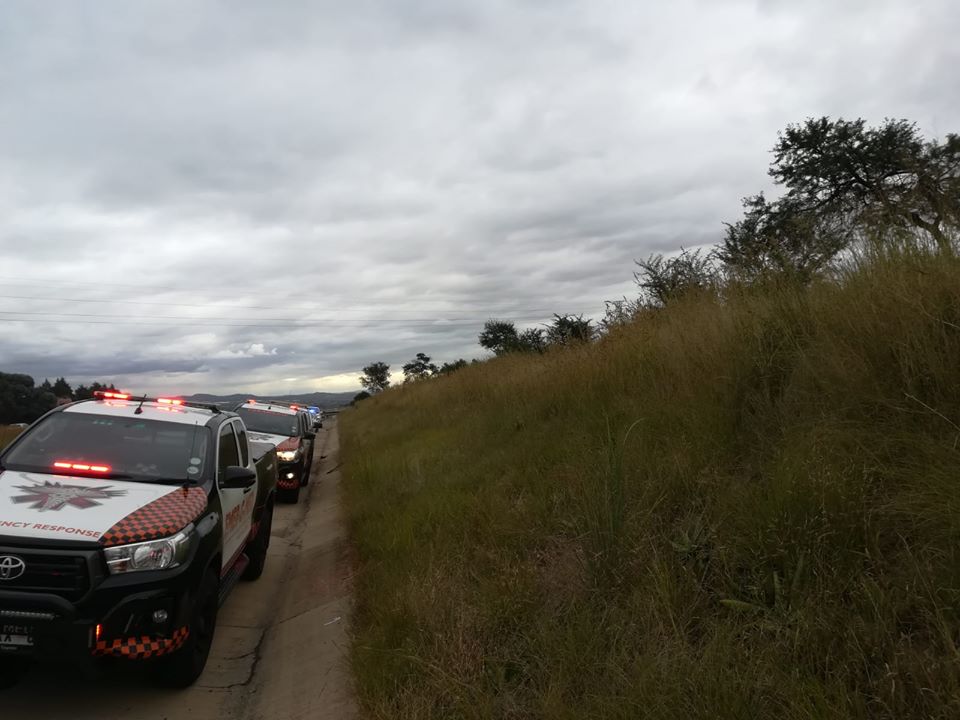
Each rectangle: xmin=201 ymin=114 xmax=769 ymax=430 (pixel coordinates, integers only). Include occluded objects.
xmin=304 ymin=431 xmax=317 ymax=440
xmin=220 ymin=465 xmax=257 ymax=489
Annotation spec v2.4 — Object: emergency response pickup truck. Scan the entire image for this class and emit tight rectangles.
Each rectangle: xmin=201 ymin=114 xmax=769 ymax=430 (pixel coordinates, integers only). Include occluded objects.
xmin=234 ymin=400 xmax=315 ymax=503
xmin=0 ymin=391 xmax=278 ymax=687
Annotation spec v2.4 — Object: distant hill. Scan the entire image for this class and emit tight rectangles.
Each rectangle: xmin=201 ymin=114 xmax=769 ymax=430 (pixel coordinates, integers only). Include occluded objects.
xmin=186 ymin=391 xmax=356 ymax=409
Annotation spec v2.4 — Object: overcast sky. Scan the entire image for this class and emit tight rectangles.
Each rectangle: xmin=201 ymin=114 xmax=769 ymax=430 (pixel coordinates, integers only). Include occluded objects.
xmin=0 ymin=0 xmax=957 ymax=395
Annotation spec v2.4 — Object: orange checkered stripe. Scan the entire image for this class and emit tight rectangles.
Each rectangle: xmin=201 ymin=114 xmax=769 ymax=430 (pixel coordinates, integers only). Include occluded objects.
xmin=93 ymin=626 xmax=189 ymax=660
xmin=277 ymin=469 xmax=300 ymax=489
xmin=100 ymin=487 xmax=207 ymax=547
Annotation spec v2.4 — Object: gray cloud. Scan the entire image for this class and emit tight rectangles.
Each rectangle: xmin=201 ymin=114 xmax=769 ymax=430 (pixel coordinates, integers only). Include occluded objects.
xmin=1 ymin=0 xmax=958 ymax=393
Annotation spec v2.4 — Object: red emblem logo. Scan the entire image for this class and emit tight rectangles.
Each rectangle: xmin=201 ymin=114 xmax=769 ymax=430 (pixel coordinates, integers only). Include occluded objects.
xmin=12 ymin=481 xmax=127 ymax=512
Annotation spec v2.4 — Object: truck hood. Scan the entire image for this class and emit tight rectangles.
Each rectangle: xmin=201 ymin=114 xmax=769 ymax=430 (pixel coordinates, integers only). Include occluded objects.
xmin=247 ymin=431 xmax=298 ymax=449
xmin=0 ymin=470 xmax=206 ymax=545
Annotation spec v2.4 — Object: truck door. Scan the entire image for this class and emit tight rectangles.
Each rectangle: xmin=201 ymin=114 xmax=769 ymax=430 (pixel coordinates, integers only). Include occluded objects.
xmin=217 ymin=422 xmax=256 ymax=572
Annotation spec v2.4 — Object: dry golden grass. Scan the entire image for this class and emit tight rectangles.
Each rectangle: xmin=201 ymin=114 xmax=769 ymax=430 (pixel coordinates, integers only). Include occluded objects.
xmin=0 ymin=426 xmax=21 ymax=450
xmin=341 ymin=243 xmax=960 ymax=719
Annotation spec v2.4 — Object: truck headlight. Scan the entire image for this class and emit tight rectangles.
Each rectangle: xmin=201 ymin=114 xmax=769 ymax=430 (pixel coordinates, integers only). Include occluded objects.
xmin=277 ymin=449 xmax=300 ymax=462
xmin=104 ymin=526 xmax=196 ymax=575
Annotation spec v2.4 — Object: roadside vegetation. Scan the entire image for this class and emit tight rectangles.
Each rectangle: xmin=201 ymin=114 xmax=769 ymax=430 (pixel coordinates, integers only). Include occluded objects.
xmin=341 ymin=116 xmax=960 ymax=718
xmin=0 ymin=425 xmax=21 ymax=450
xmin=0 ymin=373 xmax=119 ymax=425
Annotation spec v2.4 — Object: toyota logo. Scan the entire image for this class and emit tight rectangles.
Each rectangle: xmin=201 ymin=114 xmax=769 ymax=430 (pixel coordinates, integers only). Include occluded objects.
xmin=0 ymin=556 xmax=26 ymax=581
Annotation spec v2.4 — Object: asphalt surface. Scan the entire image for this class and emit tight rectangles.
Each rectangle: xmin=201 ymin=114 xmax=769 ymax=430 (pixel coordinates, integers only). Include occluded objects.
xmin=2 ymin=420 xmax=358 ymax=720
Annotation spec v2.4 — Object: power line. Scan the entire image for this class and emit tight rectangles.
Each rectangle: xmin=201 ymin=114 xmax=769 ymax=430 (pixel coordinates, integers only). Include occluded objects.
xmin=0 ymin=314 xmax=552 ymax=329
xmin=0 ymin=309 xmax=554 ymax=324
xmin=0 ymin=293 xmax=571 ymax=315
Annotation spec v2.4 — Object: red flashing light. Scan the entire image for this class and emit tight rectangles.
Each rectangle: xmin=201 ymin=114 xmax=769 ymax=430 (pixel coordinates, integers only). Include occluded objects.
xmin=157 ymin=398 xmax=183 ymax=406
xmin=95 ymin=624 xmax=103 ymax=641
xmin=52 ymin=461 xmax=111 ymax=473
xmin=95 ymin=391 xmax=130 ymax=400
xmin=290 ymin=405 xmax=299 ymax=410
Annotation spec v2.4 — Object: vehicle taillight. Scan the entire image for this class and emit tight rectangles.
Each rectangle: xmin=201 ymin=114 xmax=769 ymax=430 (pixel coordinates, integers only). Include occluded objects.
xmin=53 ymin=461 xmax=111 ymax=473
xmin=94 ymin=391 xmax=130 ymax=400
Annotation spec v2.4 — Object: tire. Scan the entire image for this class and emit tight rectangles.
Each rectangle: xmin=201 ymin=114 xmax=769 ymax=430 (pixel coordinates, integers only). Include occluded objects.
xmin=242 ymin=501 xmax=273 ymax=581
xmin=300 ymin=458 xmax=312 ymax=487
xmin=156 ymin=570 xmax=219 ymax=688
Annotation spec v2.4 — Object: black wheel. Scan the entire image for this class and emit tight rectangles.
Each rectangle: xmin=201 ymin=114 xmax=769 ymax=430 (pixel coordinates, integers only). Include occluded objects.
xmin=156 ymin=570 xmax=219 ymax=688
xmin=300 ymin=459 xmax=312 ymax=487
xmin=243 ymin=501 xmax=273 ymax=581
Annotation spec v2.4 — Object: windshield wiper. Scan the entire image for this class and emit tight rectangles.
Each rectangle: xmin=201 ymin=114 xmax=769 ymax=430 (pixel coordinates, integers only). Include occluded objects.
xmin=151 ymin=478 xmax=200 ymax=485
xmin=150 ymin=477 xmax=201 ymax=489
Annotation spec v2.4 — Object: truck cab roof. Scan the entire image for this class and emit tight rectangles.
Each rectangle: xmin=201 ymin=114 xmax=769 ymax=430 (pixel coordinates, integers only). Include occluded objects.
xmin=236 ymin=400 xmax=299 ymax=416
xmin=64 ymin=397 xmax=227 ymax=427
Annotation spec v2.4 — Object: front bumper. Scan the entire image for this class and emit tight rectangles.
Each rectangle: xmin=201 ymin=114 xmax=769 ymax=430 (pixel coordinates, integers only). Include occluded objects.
xmin=277 ymin=459 xmax=303 ymax=490
xmin=0 ymin=543 xmax=202 ymax=662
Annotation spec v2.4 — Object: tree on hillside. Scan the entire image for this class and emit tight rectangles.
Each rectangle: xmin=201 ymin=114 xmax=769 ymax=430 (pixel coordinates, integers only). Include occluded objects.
xmin=479 ymin=320 xmax=547 ymax=355
xmin=718 ymin=194 xmax=849 ymax=284
xmin=518 ymin=327 xmax=547 ymax=353
xmin=40 ymin=379 xmax=53 ymax=392
xmin=352 ymin=391 xmax=371 ymax=404
xmin=403 ymin=353 xmax=439 ymax=382
xmin=767 ymin=117 xmax=960 ymax=251
xmin=479 ymin=320 xmax=521 ymax=356
xmin=74 ymin=381 xmax=118 ymax=401
xmin=360 ymin=362 xmax=391 ymax=394
xmin=439 ymin=359 xmax=469 ymax=374
xmin=546 ymin=314 xmax=594 ymax=345
xmin=52 ymin=377 xmax=73 ymax=398
xmin=0 ymin=373 xmax=57 ymax=424
xmin=634 ymin=248 xmax=717 ymax=307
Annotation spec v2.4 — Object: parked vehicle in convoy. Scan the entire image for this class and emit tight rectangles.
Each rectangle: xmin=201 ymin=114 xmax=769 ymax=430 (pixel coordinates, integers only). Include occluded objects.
xmin=234 ymin=400 xmax=316 ymax=503
xmin=0 ymin=391 xmax=278 ymax=687
xmin=308 ymin=406 xmax=323 ymax=429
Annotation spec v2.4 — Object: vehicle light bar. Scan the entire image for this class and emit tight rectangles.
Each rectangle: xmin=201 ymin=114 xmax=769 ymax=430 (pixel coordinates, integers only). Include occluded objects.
xmin=53 ymin=461 xmax=111 ymax=473
xmin=87 ymin=391 xmax=221 ymax=414
xmin=94 ymin=391 xmax=131 ymax=400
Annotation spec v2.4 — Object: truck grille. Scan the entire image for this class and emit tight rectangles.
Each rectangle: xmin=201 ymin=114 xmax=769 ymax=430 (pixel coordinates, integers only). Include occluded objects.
xmin=0 ymin=548 xmax=93 ymax=602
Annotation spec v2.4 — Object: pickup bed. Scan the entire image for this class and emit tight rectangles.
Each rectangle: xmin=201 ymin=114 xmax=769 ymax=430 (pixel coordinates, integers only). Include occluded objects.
xmin=0 ymin=393 xmax=278 ymax=686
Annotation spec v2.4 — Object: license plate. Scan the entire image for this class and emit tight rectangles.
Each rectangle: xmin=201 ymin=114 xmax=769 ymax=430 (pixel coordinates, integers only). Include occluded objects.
xmin=1 ymin=625 xmax=34 ymax=647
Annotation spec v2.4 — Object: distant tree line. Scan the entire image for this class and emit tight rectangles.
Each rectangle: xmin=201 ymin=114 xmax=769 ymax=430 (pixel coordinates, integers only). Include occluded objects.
xmin=356 ymin=117 xmax=958 ymax=396
xmin=356 ymin=354 xmax=474 ymax=402
xmin=0 ymin=373 xmax=118 ymax=424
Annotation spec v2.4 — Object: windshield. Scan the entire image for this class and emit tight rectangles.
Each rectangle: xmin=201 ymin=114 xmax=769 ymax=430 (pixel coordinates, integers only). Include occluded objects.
xmin=235 ymin=407 xmax=300 ymax=437
xmin=2 ymin=412 xmax=209 ymax=483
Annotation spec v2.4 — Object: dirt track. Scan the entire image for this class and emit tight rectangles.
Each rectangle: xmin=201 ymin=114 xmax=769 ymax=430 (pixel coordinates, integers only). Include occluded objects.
xmin=2 ymin=420 xmax=358 ymax=720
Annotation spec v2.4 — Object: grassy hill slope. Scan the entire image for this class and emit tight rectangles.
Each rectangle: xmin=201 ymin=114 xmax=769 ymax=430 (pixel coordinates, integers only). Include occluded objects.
xmin=340 ymin=246 xmax=960 ymax=719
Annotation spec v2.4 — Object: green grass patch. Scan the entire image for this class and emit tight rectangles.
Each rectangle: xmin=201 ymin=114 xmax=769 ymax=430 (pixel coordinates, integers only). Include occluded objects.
xmin=341 ymin=246 xmax=960 ymax=719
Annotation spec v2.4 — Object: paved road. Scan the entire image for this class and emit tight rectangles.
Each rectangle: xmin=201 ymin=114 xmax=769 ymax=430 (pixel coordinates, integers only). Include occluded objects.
xmin=2 ymin=420 xmax=357 ymax=720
